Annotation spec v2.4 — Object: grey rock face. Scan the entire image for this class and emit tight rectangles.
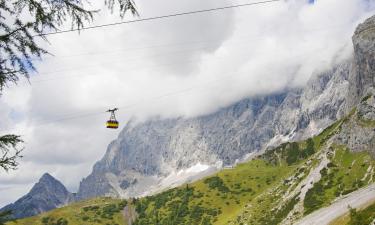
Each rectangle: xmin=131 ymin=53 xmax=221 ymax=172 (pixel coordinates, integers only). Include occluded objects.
xmin=347 ymin=15 xmax=375 ymax=109
xmin=76 ymin=15 xmax=375 ymax=200
xmin=0 ymin=173 xmax=74 ymax=219
xmin=334 ymin=93 xmax=375 ymax=157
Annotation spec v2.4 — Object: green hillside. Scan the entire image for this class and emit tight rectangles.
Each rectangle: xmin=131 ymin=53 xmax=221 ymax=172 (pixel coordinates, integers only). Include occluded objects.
xmin=330 ymin=201 xmax=375 ymax=225
xmin=5 ymin=198 xmax=128 ymax=225
xmin=7 ymin=105 xmax=375 ymax=225
xmin=131 ymin=110 xmax=375 ymax=225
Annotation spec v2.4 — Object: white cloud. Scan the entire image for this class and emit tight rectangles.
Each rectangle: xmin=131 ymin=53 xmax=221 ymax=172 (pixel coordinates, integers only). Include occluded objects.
xmin=0 ymin=0 xmax=374 ymax=207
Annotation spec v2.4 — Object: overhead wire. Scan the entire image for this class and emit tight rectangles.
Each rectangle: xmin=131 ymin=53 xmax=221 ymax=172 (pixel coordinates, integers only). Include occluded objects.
xmin=35 ymin=21 xmax=351 ymax=63
xmin=23 ymin=23 xmax=353 ymax=83
xmin=35 ymin=0 xmax=282 ymax=37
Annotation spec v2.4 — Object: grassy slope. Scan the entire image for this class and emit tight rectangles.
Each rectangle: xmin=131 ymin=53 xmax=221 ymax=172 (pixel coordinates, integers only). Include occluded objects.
xmin=131 ymin=119 xmax=347 ymax=225
xmin=133 ymin=158 xmax=297 ymax=225
xmin=303 ymin=145 xmax=374 ymax=215
xmin=8 ymin=108 xmax=375 ymax=225
xmin=128 ymin=109 xmax=375 ymax=225
xmin=329 ymin=201 xmax=375 ymax=225
xmin=6 ymin=198 xmax=127 ymax=225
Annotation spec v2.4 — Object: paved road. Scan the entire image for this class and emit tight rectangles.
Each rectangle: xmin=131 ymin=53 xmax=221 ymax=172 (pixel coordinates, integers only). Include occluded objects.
xmin=295 ymin=183 xmax=375 ymax=225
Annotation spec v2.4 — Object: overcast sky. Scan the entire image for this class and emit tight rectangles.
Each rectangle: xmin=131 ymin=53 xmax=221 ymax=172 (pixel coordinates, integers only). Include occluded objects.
xmin=0 ymin=0 xmax=375 ymax=207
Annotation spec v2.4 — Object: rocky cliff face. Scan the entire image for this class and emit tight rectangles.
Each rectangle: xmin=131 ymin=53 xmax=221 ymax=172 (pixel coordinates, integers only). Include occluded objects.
xmin=347 ymin=15 xmax=375 ymax=110
xmin=0 ymin=173 xmax=74 ymax=219
xmin=334 ymin=92 xmax=375 ymax=157
xmin=76 ymin=15 xmax=375 ymax=200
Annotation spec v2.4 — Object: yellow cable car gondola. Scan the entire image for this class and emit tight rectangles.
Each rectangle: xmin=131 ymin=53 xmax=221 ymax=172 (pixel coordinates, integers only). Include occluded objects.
xmin=106 ymin=108 xmax=119 ymax=129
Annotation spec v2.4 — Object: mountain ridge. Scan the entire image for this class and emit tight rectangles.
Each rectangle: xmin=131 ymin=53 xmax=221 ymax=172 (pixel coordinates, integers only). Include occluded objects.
xmin=0 ymin=173 xmax=74 ymax=219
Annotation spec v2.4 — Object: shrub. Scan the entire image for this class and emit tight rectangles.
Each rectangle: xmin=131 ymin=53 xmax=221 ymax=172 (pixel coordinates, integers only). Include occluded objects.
xmin=204 ymin=176 xmax=230 ymax=193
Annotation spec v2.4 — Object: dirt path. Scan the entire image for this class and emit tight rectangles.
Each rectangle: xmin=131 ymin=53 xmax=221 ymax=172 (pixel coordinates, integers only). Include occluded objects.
xmin=123 ymin=205 xmax=137 ymax=225
xmin=295 ymin=183 xmax=375 ymax=225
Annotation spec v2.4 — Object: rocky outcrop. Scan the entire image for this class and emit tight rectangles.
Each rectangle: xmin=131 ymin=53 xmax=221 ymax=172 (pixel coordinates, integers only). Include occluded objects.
xmin=334 ymin=93 xmax=375 ymax=156
xmin=347 ymin=15 xmax=375 ymax=109
xmin=75 ymin=15 xmax=374 ymax=200
xmin=0 ymin=173 xmax=74 ymax=219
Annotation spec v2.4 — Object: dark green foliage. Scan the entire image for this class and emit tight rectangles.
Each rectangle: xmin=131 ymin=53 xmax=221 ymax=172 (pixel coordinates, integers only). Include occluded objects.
xmin=41 ymin=217 xmax=68 ymax=225
xmin=41 ymin=217 xmax=50 ymax=224
xmin=118 ymin=199 xmax=127 ymax=208
xmin=258 ymin=194 xmax=300 ymax=225
xmin=327 ymin=162 xmax=337 ymax=168
xmin=55 ymin=218 xmax=68 ymax=225
xmin=1 ymin=0 xmax=90 ymax=91
xmin=76 ymin=201 xmax=126 ymax=223
xmin=317 ymin=121 xmax=343 ymax=145
xmin=348 ymin=207 xmax=368 ymax=225
xmin=304 ymin=163 xmax=360 ymax=215
xmin=263 ymin=138 xmax=316 ymax=166
xmin=81 ymin=215 xmax=89 ymax=221
xmin=348 ymin=203 xmax=375 ymax=225
xmin=286 ymin=143 xmax=300 ymax=165
xmin=201 ymin=216 xmax=212 ymax=225
xmin=82 ymin=205 xmax=100 ymax=212
xmin=304 ymin=166 xmax=338 ymax=214
xmin=304 ymin=183 xmax=325 ymax=214
xmin=0 ymin=134 xmax=23 ymax=171
xmin=0 ymin=210 xmax=12 ymax=225
xmin=203 ymin=176 xmax=230 ymax=193
xmin=100 ymin=204 xmax=119 ymax=219
xmin=340 ymin=188 xmax=357 ymax=196
xmin=133 ymin=186 xmax=221 ymax=225
xmin=361 ymin=94 xmax=372 ymax=103
xmin=305 ymin=138 xmax=315 ymax=156
xmin=285 ymin=139 xmax=316 ymax=165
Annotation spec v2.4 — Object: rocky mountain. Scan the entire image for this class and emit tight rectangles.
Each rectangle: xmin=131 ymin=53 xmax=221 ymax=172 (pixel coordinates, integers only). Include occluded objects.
xmin=0 ymin=173 xmax=74 ymax=219
xmin=128 ymin=93 xmax=375 ymax=225
xmin=76 ymin=15 xmax=375 ymax=201
xmin=136 ymin=89 xmax=375 ymax=224
xmin=9 ymin=94 xmax=375 ymax=224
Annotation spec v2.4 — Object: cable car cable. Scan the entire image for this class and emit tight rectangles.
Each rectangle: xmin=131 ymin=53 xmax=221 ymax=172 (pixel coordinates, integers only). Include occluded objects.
xmin=35 ymin=0 xmax=282 ymax=37
xmin=26 ymin=21 xmax=351 ymax=63
xmin=26 ymin=25 xmax=351 ymax=82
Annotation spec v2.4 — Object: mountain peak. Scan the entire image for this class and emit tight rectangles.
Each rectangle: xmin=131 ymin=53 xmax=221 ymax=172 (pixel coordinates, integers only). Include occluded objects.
xmin=40 ymin=172 xmax=55 ymax=181
xmin=29 ymin=173 xmax=67 ymax=195
xmin=354 ymin=15 xmax=375 ymax=35
xmin=0 ymin=173 xmax=73 ymax=219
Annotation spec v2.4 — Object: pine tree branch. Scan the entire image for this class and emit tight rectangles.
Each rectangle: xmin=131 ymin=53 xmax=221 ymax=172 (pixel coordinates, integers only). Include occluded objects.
xmin=0 ymin=135 xmax=24 ymax=172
